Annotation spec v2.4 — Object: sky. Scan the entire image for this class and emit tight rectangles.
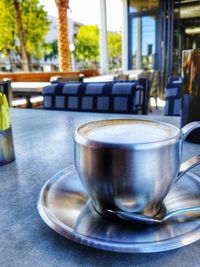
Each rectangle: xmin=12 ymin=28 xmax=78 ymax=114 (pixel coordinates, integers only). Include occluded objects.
xmin=39 ymin=0 xmax=123 ymax=31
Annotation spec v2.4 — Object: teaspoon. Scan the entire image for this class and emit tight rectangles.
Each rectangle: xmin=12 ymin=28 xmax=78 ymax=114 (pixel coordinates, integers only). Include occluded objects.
xmin=107 ymin=206 xmax=200 ymax=225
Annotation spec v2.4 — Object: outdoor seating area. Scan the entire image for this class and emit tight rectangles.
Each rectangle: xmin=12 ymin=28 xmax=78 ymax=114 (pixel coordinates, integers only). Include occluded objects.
xmin=0 ymin=67 xmax=188 ymax=119
xmin=0 ymin=69 xmax=99 ymax=108
xmin=0 ymin=72 xmax=183 ymax=116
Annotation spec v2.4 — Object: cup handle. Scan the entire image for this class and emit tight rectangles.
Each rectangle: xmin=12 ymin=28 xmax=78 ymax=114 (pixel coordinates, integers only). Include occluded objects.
xmin=175 ymin=155 xmax=200 ymax=183
xmin=174 ymin=121 xmax=200 ymax=183
xmin=181 ymin=121 xmax=200 ymax=139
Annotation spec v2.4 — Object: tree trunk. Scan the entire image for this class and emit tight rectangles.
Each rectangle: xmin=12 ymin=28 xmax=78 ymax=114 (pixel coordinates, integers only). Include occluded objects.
xmin=8 ymin=51 xmax=13 ymax=72
xmin=55 ymin=0 xmax=71 ymax=71
xmin=13 ymin=0 xmax=30 ymax=72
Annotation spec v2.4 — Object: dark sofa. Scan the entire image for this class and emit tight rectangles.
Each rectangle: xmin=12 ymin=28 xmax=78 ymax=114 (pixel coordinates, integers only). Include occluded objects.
xmin=42 ymin=79 xmax=150 ymax=115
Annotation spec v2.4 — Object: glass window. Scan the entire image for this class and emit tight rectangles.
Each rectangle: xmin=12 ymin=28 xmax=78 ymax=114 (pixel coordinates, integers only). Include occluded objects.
xmin=129 ymin=0 xmax=159 ymax=13
xmin=131 ymin=16 xmax=155 ymax=70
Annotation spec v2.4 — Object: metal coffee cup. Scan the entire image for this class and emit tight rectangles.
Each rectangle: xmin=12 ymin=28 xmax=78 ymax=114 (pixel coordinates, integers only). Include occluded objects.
xmin=74 ymin=119 xmax=200 ymax=218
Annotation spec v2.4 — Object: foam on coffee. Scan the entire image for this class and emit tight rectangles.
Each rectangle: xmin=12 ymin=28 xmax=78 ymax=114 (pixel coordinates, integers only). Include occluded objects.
xmin=79 ymin=119 xmax=179 ymax=144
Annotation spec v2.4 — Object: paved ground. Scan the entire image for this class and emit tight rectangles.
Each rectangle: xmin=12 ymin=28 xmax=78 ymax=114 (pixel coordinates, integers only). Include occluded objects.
xmin=149 ymin=106 xmax=164 ymax=116
xmin=149 ymin=98 xmax=165 ymax=116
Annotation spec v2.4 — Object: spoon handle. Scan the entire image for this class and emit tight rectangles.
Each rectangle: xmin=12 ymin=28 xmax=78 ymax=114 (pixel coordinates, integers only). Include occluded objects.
xmin=107 ymin=210 xmax=160 ymax=224
xmin=107 ymin=206 xmax=200 ymax=225
xmin=163 ymin=206 xmax=200 ymax=222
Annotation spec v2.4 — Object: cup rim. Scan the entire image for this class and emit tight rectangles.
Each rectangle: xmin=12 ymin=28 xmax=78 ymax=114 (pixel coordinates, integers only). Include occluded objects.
xmin=73 ymin=119 xmax=181 ymax=149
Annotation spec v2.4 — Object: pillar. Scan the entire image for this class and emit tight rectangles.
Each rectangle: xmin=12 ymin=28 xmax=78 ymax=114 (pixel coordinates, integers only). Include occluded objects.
xmin=99 ymin=0 xmax=109 ymax=74
xmin=121 ymin=0 xmax=128 ymax=72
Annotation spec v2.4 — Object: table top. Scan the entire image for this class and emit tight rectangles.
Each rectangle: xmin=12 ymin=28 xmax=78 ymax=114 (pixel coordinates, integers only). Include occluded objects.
xmin=11 ymin=82 xmax=50 ymax=93
xmin=1 ymin=108 xmax=200 ymax=267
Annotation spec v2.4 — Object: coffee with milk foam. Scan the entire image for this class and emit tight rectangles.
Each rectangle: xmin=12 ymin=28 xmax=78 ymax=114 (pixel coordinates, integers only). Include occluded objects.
xmin=80 ymin=120 xmax=179 ymax=144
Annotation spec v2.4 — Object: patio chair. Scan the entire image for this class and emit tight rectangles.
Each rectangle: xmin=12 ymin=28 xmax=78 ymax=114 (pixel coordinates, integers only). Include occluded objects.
xmin=167 ymin=76 xmax=182 ymax=84
xmin=163 ymin=77 xmax=182 ymax=116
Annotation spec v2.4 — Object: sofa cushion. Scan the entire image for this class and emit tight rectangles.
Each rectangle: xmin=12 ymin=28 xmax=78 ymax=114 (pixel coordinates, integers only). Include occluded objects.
xmin=43 ymin=81 xmax=149 ymax=115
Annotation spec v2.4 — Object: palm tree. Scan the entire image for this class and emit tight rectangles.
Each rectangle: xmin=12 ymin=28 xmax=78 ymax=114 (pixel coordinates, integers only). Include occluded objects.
xmin=55 ymin=0 xmax=71 ymax=71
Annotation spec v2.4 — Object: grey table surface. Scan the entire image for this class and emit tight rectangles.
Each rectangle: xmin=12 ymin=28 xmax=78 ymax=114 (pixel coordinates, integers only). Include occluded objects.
xmin=0 ymin=108 xmax=200 ymax=267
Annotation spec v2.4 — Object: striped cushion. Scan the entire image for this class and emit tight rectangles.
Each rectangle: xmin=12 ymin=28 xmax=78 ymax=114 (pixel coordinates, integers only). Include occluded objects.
xmin=43 ymin=81 xmax=148 ymax=115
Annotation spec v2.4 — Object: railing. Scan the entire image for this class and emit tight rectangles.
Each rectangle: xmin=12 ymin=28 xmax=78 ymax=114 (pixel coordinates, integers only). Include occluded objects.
xmin=0 ymin=69 xmax=100 ymax=82
xmin=0 ymin=62 xmax=100 ymax=73
xmin=0 ymin=63 xmax=58 ymax=72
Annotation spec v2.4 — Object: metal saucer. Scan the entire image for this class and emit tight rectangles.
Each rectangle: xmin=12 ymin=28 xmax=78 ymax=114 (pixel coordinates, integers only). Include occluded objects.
xmin=37 ymin=165 xmax=200 ymax=253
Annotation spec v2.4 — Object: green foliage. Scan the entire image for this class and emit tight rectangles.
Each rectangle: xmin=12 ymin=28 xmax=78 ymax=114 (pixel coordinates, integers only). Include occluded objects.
xmin=20 ymin=0 xmax=51 ymax=59
xmin=0 ymin=1 xmax=17 ymax=56
xmin=44 ymin=40 xmax=58 ymax=61
xmin=75 ymin=25 xmax=99 ymax=63
xmin=0 ymin=0 xmax=51 ymax=60
xmin=74 ymin=25 xmax=122 ymax=69
xmin=108 ymin=31 xmax=122 ymax=68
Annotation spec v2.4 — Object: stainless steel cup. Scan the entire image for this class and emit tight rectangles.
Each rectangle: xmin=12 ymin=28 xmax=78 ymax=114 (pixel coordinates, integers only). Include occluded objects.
xmin=74 ymin=119 xmax=200 ymax=217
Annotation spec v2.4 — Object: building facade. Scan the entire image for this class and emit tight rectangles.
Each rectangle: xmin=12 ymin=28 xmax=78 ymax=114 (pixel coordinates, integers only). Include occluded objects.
xmin=127 ymin=0 xmax=200 ymax=83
